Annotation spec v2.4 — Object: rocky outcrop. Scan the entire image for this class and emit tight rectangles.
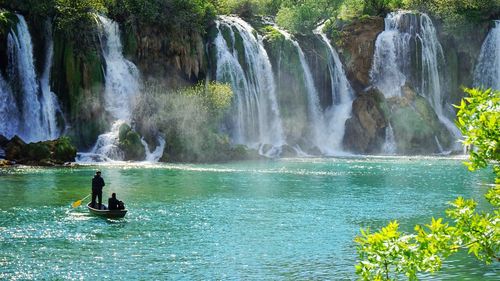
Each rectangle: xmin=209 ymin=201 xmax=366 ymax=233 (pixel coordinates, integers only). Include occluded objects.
xmin=118 ymin=123 xmax=145 ymax=161
xmin=2 ymin=136 xmax=77 ymax=165
xmin=387 ymin=85 xmax=452 ymax=154
xmin=51 ymin=29 xmax=108 ymax=150
xmin=335 ymin=16 xmax=384 ymax=93
xmin=343 ymin=88 xmax=388 ymax=153
xmin=122 ymin=23 xmax=206 ymax=86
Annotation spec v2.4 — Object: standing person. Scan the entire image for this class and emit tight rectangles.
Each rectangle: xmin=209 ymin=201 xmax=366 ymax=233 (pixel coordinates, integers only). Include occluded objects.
xmin=91 ymin=170 xmax=105 ymax=209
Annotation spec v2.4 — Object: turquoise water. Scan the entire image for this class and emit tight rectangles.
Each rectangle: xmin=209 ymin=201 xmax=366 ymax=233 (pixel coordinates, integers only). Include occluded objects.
xmin=0 ymin=157 xmax=498 ymax=280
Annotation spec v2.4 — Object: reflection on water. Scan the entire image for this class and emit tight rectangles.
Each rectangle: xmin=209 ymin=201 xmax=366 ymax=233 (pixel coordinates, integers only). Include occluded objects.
xmin=0 ymin=157 xmax=498 ymax=280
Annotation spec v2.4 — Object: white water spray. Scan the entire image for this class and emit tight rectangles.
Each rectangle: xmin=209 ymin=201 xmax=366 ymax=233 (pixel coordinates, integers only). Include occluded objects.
xmin=0 ymin=73 xmax=19 ymax=139
xmin=79 ymin=16 xmax=144 ymax=162
xmin=214 ymin=16 xmax=285 ymax=155
xmin=274 ymin=26 xmax=338 ymax=154
xmin=39 ymin=21 xmax=63 ymax=140
xmin=382 ymin=124 xmax=397 ymax=154
xmin=371 ymin=11 xmax=461 ymax=150
xmin=97 ymin=15 xmax=140 ymax=121
xmin=474 ymin=21 xmax=500 ymax=90
xmin=7 ymin=15 xmax=52 ymax=142
xmin=314 ymin=23 xmax=354 ymax=153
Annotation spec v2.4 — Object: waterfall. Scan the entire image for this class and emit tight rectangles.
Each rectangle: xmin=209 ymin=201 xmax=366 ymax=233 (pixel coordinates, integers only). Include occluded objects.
xmin=4 ymin=15 xmax=62 ymax=142
xmin=97 ymin=15 xmax=140 ymax=121
xmin=39 ymin=21 xmax=62 ymax=140
xmin=371 ymin=11 xmax=461 ymax=149
xmin=7 ymin=15 xmax=45 ymax=142
xmin=274 ymin=27 xmax=334 ymax=154
xmin=141 ymin=136 xmax=166 ymax=162
xmin=314 ymin=23 xmax=354 ymax=153
xmin=214 ymin=16 xmax=284 ymax=156
xmin=0 ymin=73 xmax=19 ymax=139
xmin=370 ymin=12 xmax=412 ymax=98
xmin=78 ymin=15 xmax=164 ymax=162
xmin=474 ymin=21 xmax=500 ymax=90
xmin=382 ymin=124 xmax=397 ymax=154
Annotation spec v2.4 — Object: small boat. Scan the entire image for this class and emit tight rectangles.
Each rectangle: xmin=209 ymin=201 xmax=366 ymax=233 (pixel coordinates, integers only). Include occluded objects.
xmin=87 ymin=202 xmax=127 ymax=218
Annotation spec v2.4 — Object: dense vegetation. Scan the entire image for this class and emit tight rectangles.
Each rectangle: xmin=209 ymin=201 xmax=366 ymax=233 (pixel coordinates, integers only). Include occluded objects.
xmin=133 ymin=81 xmax=248 ymax=163
xmin=2 ymin=0 xmax=497 ymax=38
xmin=212 ymin=0 xmax=500 ymax=33
xmin=355 ymin=88 xmax=500 ymax=280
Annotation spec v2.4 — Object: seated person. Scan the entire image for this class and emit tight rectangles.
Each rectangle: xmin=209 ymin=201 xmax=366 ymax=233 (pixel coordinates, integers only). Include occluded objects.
xmin=108 ymin=193 xmax=125 ymax=210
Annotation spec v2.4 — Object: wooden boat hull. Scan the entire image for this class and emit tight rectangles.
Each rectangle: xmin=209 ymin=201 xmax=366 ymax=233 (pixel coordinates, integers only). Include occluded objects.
xmin=87 ymin=203 xmax=127 ymax=218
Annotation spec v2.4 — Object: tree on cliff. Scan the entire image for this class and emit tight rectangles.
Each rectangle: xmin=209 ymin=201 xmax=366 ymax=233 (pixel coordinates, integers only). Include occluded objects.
xmin=355 ymin=88 xmax=499 ymax=280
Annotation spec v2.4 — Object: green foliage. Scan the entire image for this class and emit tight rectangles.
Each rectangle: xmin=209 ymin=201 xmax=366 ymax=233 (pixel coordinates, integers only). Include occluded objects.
xmin=355 ymin=88 xmax=500 ymax=280
xmin=337 ymin=0 xmax=365 ymax=20
xmin=106 ymin=0 xmax=216 ymax=33
xmin=406 ymin=0 xmax=500 ymax=31
xmin=355 ymin=220 xmax=456 ymax=280
xmin=182 ymin=82 xmax=233 ymax=121
xmin=54 ymin=0 xmax=105 ymax=31
xmin=455 ymin=88 xmax=500 ymax=178
xmin=215 ymin=0 xmax=282 ymax=16
xmin=118 ymin=123 xmax=146 ymax=161
xmin=0 ymin=0 xmax=56 ymax=17
xmin=25 ymin=143 xmax=52 ymax=161
xmin=276 ymin=0 xmax=341 ymax=34
xmin=133 ymin=80 xmax=245 ymax=163
xmin=53 ymin=136 xmax=78 ymax=162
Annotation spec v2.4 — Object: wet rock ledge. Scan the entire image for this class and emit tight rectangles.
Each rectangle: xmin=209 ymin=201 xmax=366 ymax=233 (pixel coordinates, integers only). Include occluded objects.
xmin=0 ymin=135 xmax=77 ymax=166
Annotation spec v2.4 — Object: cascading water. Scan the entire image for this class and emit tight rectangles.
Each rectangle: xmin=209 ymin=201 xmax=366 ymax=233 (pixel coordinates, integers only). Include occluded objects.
xmin=214 ymin=16 xmax=285 ymax=156
xmin=97 ymin=15 xmax=140 ymax=121
xmin=79 ymin=15 xmax=151 ymax=162
xmin=314 ymin=23 xmax=354 ymax=153
xmin=6 ymin=15 xmax=61 ymax=142
xmin=39 ymin=21 xmax=63 ymax=140
xmin=474 ymin=21 xmax=500 ymax=90
xmin=141 ymin=137 xmax=166 ymax=162
xmin=274 ymin=27 xmax=335 ymax=154
xmin=0 ymin=73 xmax=19 ymax=139
xmin=371 ymin=11 xmax=461 ymax=150
xmin=382 ymin=124 xmax=397 ymax=154
xmin=371 ymin=12 xmax=413 ymax=98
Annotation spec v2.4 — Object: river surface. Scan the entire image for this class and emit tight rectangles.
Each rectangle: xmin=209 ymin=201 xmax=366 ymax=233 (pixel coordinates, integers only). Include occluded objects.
xmin=0 ymin=157 xmax=498 ymax=280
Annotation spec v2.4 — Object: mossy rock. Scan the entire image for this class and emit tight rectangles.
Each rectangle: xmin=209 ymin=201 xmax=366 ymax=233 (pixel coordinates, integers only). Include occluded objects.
xmin=343 ymin=89 xmax=388 ymax=153
xmin=5 ymin=135 xmax=26 ymax=160
xmin=53 ymin=136 xmax=78 ymax=162
xmin=25 ymin=142 xmax=51 ymax=161
xmin=118 ymin=123 xmax=146 ymax=161
xmin=4 ymin=136 xmax=77 ymax=165
xmin=390 ymin=95 xmax=452 ymax=154
xmin=52 ymin=30 xmax=107 ymax=149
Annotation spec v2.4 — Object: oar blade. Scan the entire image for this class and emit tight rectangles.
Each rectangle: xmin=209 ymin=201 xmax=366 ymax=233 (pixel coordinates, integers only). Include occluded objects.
xmin=71 ymin=200 xmax=82 ymax=208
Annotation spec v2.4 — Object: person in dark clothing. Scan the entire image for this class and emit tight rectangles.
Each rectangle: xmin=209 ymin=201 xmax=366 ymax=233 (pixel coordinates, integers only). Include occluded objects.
xmin=108 ymin=193 xmax=124 ymax=210
xmin=91 ymin=170 xmax=105 ymax=209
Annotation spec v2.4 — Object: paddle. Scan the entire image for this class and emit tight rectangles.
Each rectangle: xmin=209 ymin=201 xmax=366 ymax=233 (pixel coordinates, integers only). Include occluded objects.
xmin=71 ymin=194 xmax=91 ymax=208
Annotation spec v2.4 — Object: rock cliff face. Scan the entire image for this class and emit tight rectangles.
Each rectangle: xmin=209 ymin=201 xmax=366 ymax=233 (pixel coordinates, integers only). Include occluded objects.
xmin=335 ymin=16 xmax=384 ymax=93
xmin=1 ymin=135 xmax=77 ymax=165
xmin=343 ymin=88 xmax=388 ymax=153
xmin=122 ymin=23 xmax=207 ymax=86
xmin=51 ymin=31 xmax=107 ymax=149
xmin=387 ymin=85 xmax=452 ymax=154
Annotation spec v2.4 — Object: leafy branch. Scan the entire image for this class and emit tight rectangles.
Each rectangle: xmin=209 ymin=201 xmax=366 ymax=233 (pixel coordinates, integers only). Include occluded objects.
xmin=355 ymin=88 xmax=500 ymax=280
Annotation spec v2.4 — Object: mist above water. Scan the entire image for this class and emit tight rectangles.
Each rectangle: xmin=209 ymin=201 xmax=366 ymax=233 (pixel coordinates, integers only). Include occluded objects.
xmin=214 ymin=16 xmax=285 ymax=156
